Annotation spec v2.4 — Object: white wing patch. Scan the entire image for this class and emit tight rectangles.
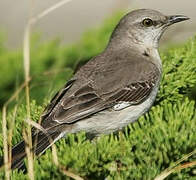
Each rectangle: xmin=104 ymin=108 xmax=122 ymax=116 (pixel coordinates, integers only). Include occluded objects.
xmin=113 ymin=102 xmax=131 ymax=111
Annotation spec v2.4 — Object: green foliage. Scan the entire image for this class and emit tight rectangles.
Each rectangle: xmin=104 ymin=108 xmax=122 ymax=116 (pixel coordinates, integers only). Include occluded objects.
xmin=157 ymin=39 xmax=196 ymax=103
xmin=0 ymin=12 xmax=195 ymax=179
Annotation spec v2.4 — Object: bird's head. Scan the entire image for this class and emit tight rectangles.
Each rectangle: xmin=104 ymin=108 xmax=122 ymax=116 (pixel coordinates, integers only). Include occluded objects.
xmin=109 ymin=9 xmax=189 ymax=49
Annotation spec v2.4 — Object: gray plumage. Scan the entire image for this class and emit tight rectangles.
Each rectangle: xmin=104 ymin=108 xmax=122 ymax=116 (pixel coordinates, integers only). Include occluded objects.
xmin=5 ymin=9 xmax=189 ymax=170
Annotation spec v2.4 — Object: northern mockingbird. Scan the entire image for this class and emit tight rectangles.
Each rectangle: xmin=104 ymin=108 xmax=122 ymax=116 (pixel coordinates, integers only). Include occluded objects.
xmin=8 ymin=9 xmax=189 ymax=169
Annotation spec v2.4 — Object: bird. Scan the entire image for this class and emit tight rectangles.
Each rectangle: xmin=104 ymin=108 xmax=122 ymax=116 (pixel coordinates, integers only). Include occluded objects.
xmin=5 ymin=9 xmax=189 ymax=170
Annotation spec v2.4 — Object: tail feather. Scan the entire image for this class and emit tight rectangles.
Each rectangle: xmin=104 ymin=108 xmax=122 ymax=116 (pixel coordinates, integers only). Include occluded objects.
xmin=33 ymin=131 xmax=60 ymax=155
xmin=1 ymin=130 xmax=61 ymax=170
xmin=11 ymin=140 xmax=26 ymax=170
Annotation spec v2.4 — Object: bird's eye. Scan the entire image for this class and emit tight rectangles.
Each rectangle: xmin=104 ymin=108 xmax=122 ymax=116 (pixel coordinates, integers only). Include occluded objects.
xmin=142 ymin=18 xmax=153 ymax=27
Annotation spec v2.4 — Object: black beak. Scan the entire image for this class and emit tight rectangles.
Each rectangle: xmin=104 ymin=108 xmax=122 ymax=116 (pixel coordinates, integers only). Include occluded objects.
xmin=167 ymin=15 xmax=190 ymax=25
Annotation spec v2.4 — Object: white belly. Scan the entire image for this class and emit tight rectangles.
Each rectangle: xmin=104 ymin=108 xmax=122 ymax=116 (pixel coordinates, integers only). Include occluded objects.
xmin=74 ymin=85 xmax=159 ymax=136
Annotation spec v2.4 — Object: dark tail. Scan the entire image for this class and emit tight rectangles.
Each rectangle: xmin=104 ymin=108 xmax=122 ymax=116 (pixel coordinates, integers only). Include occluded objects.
xmin=1 ymin=130 xmax=61 ymax=170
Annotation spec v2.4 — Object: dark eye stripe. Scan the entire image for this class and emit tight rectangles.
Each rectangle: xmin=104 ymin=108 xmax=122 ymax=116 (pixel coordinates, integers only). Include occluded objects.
xmin=153 ymin=20 xmax=163 ymax=27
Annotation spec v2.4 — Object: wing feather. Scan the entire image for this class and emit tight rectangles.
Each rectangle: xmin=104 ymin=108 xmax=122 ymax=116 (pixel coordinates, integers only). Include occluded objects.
xmin=40 ymin=56 xmax=160 ymax=129
xmin=43 ymin=79 xmax=157 ymax=127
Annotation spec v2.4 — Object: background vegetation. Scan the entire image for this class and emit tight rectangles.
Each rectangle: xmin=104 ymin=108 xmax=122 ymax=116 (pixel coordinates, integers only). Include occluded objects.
xmin=0 ymin=11 xmax=195 ymax=179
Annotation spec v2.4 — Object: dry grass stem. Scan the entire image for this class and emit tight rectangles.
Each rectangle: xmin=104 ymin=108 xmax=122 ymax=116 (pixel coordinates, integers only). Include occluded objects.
xmin=2 ymin=107 xmax=10 ymax=180
xmin=22 ymin=129 xmax=34 ymax=180
xmin=8 ymin=105 xmax=18 ymax=169
xmin=23 ymin=0 xmax=75 ymax=179
xmin=1 ymin=0 xmax=77 ymax=178
xmin=59 ymin=166 xmax=84 ymax=180
xmin=4 ymin=78 xmax=32 ymax=107
xmin=154 ymin=150 xmax=196 ymax=180
xmin=29 ymin=0 xmax=74 ymax=25
xmin=23 ymin=4 xmax=34 ymax=180
xmin=154 ymin=161 xmax=196 ymax=180
xmin=51 ymin=144 xmax=59 ymax=166
xmin=26 ymin=120 xmax=47 ymax=135
xmin=1 ymin=78 xmax=31 ymax=178
xmin=24 ymin=119 xmax=83 ymax=180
